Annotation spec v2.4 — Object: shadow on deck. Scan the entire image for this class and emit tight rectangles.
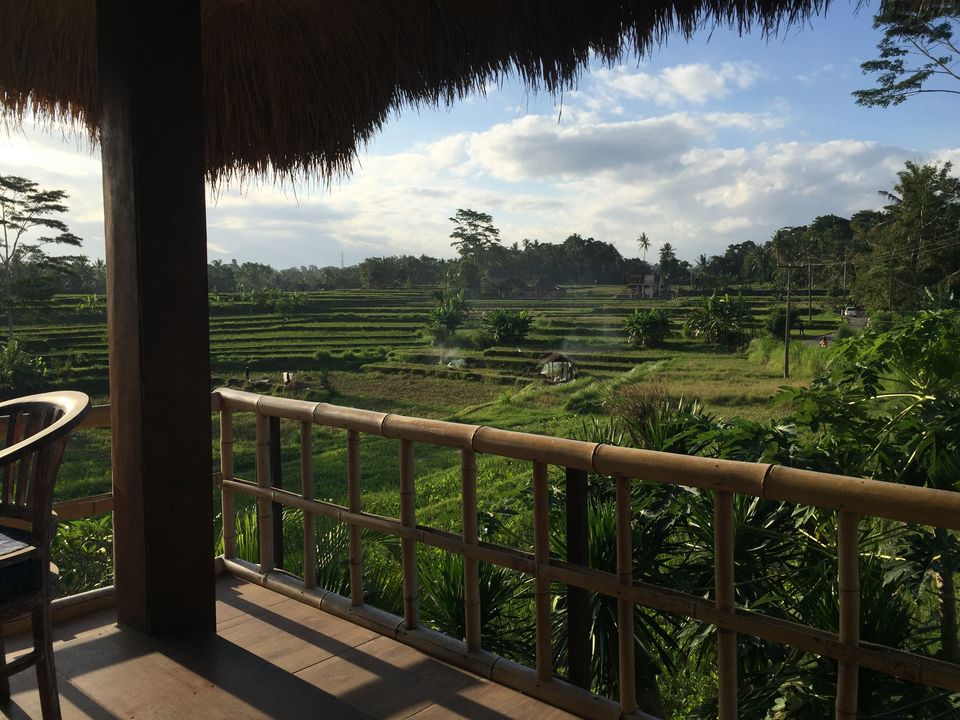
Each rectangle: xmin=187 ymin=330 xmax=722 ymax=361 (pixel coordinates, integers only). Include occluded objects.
xmin=1 ymin=576 xmax=575 ymax=720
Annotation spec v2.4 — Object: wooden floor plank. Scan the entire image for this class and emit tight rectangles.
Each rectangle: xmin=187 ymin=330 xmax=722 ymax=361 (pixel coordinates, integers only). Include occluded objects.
xmin=217 ymin=598 xmax=378 ymax=672
xmin=2 ymin=576 xmax=579 ymax=720
xmin=294 ymin=635 xmax=485 ymax=719
xmin=406 ymin=679 xmax=580 ymax=719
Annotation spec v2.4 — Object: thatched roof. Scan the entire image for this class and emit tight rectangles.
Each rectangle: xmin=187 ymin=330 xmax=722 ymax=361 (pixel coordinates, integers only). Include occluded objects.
xmin=1 ymin=0 xmax=830 ymax=185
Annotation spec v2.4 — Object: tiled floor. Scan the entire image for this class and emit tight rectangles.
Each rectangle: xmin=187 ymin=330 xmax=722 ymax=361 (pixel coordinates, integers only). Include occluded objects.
xmin=1 ymin=576 xmax=577 ymax=719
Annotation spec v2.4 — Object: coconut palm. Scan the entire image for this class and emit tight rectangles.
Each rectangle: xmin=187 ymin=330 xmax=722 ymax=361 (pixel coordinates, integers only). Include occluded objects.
xmin=637 ymin=233 xmax=651 ymax=262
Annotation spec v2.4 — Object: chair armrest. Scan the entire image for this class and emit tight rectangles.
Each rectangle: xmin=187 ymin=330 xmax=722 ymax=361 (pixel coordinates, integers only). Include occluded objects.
xmin=0 ymin=544 xmax=38 ymax=568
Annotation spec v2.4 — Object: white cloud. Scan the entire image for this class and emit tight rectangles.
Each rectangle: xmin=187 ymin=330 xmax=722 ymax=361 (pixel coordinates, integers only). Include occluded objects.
xmin=3 ymin=106 xmax=958 ymax=268
xmin=594 ymin=62 xmax=765 ymax=107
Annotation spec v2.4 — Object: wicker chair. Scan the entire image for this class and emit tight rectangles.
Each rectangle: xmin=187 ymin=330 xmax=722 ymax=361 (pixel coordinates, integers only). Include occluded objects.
xmin=0 ymin=392 xmax=90 ymax=720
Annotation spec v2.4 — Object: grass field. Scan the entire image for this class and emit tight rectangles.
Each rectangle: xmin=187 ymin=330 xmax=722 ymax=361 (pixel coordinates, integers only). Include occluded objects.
xmin=36 ymin=283 xmax=846 ymax=507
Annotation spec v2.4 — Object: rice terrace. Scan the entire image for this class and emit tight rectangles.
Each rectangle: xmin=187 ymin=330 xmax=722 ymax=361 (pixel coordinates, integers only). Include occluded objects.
xmin=2 ymin=0 xmax=960 ymax=719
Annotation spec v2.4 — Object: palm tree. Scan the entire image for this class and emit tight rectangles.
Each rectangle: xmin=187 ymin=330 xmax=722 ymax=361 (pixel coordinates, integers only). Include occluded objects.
xmin=637 ymin=233 xmax=651 ymax=262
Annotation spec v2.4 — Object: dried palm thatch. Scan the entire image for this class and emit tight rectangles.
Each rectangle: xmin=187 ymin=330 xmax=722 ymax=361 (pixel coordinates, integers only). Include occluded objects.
xmin=1 ymin=0 xmax=830 ymax=184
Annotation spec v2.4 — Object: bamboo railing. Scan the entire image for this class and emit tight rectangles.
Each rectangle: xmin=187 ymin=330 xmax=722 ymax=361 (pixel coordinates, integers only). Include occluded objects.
xmin=213 ymin=388 xmax=960 ymax=720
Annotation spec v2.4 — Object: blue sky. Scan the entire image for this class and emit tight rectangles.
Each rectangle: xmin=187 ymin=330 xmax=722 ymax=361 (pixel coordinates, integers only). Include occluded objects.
xmin=2 ymin=5 xmax=958 ymax=268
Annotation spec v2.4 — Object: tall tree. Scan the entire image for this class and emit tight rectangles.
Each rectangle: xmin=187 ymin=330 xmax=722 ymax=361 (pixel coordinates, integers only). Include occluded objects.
xmin=637 ymin=233 xmax=652 ymax=262
xmin=449 ymin=209 xmax=501 ymax=260
xmin=853 ymin=161 xmax=960 ymax=310
xmin=449 ymin=209 xmax=502 ymax=286
xmin=854 ymin=1 xmax=960 ymax=107
xmin=0 ymin=176 xmax=82 ymax=339
xmin=658 ymin=242 xmax=680 ymax=281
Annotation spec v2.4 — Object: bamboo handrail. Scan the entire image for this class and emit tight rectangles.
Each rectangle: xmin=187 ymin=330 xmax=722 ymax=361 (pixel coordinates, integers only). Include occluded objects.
xmin=212 ymin=388 xmax=960 ymax=720
xmin=52 ymin=393 xmax=960 ymax=720
xmin=214 ymin=388 xmax=960 ymax=530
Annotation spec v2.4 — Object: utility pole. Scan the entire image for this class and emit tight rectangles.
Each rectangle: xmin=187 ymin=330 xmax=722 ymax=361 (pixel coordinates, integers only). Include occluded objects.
xmin=807 ymin=258 xmax=813 ymax=325
xmin=780 ymin=264 xmax=802 ymax=379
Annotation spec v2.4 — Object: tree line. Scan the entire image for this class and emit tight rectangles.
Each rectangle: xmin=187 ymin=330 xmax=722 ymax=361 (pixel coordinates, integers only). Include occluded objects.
xmin=3 ymin=158 xmax=958 ymax=342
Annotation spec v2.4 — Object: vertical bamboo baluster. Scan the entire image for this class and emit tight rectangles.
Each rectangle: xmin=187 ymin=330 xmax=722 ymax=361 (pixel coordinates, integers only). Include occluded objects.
xmin=269 ymin=416 xmax=284 ymax=569
xmin=400 ymin=439 xmax=420 ymax=629
xmin=301 ymin=421 xmax=316 ymax=589
xmin=615 ymin=475 xmax=636 ymax=714
xmin=836 ymin=512 xmax=860 ymax=720
xmin=532 ymin=461 xmax=552 ymax=682
xmin=715 ymin=490 xmax=737 ymax=720
xmin=462 ymin=448 xmax=481 ymax=653
xmin=255 ymin=413 xmax=274 ymax=573
xmin=347 ymin=430 xmax=363 ymax=605
xmin=566 ymin=466 xmax=591 ymax=689
xmin=220 ymin=408 xmax=236 ymax=560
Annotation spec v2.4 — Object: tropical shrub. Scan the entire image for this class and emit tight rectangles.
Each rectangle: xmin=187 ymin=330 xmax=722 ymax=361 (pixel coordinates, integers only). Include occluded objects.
xmin=682 ymin=292 xmax=747 ymax=347
xmin=833 ymin=320 xmax=855 ymax=340
xmin=53 ymin=515 xmax=113 ymax=595
xmin=623 ymin=309 xmax=670 ymax=348
xmin=426 ymin=290 xmax=469 ymax=342
xmin=481 ymin=308 xmax=533 ymax=345
xmin=419 ymin=550 xmax=532 ymax=662
xmin=0 ymin=340 xmax=47 ymax=399
xmin=764 ymin=306 xmax=802 ymax=338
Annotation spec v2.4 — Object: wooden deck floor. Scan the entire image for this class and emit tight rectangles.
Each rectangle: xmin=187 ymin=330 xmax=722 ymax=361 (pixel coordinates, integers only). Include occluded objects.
xmin=2 ymin=576 xmax=577 ymax=719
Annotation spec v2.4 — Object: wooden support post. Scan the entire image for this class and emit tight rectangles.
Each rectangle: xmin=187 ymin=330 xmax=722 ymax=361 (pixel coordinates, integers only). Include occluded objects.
xmin=462 ymin=449 xmax=481 ymax=654
xmin=615 ymin=475 xmax=636 ymax=714
xmin=565 ymin=467 xmax=590 ymax=689
xmin=715 ymin=490 xmax=737 ymax=720
xmin=836 ymin=512 xmax=860 ymax=720
xmin=347 ymin=430 xmax=363 ymax=605
xmin=220 ymin=409 xmax=236 ymax=560
xmin=533 ymin=461 xmax=552 ymax=682
xmin=269 ymin=416 xmax=284 ymax=570
xmin=255 ymin=415 xmax=274 ymax=573
xmin=400 ymin=439 xmax=419 ymax=629
xmin=97 ymin=0 xmax=214 ymax=634
xmin=301 ymin=421 xmax=316 ymax=589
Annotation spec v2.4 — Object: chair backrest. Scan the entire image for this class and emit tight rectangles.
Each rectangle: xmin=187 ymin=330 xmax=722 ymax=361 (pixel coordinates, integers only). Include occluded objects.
xmin=0 ymin=392 xmax=91 ymax=546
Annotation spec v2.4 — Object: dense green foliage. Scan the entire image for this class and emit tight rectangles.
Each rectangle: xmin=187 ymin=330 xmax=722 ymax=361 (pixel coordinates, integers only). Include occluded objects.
xmin=480 ymin=308 xmax=533 ymax=345
xmin=426 ymin=289 xmax=469 ymax=342
xmin=0 ymin=175 xmax=84 ymax=339
xmin=682 ymin=293 xmax=747 ymax=347
xmin=764 ymin=306 xmax=803 ymax=338
xmin=623 ymin=308 xmax=671 ymax=348
xmin=852 ymin=162 xmax=960 ymax=311
xmin=0 ymin=340 xmax=47 ymax=399
xmin=854 ymin=1 xmax=959 ymax=108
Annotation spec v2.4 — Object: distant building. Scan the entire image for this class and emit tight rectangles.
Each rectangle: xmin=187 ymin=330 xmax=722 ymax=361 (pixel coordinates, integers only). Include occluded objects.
xmin=488 ymin=276 xmax=528 ymax=298
xmin=532 ymin=276 xmax=564 ymax=298
xmin=625 ymin=273 xmax=671 ymax=299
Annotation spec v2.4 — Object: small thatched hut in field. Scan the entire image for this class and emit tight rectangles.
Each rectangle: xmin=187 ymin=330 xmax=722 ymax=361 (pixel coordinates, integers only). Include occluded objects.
xmin=541 ymin=352 xmax=577 ymax=383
